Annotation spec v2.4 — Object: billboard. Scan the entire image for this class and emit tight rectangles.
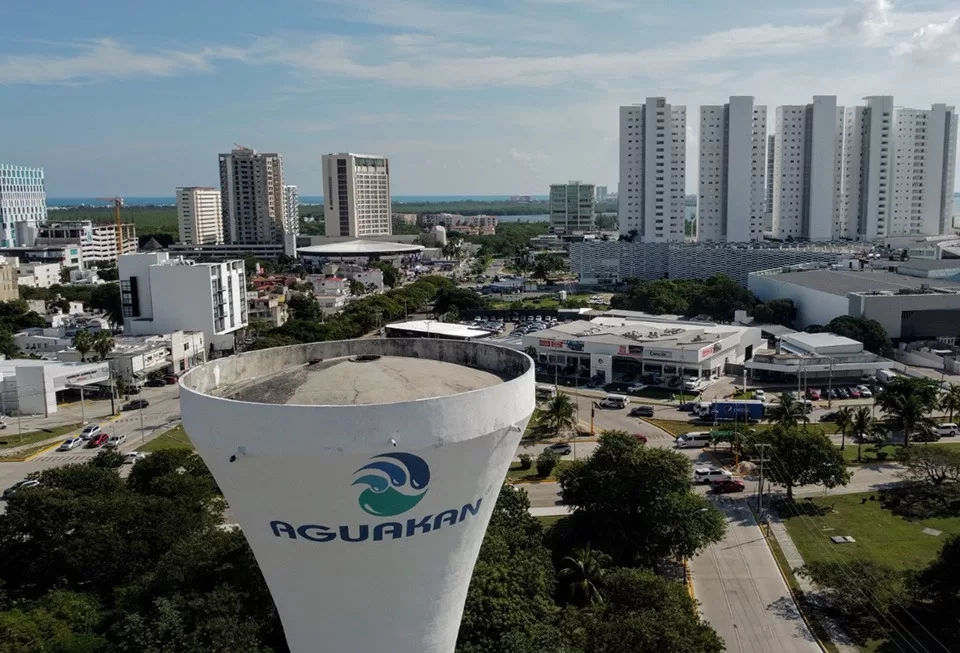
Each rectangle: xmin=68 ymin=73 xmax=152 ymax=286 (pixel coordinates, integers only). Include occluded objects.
xmin=181 ymin=339 xmax=535 ymax=653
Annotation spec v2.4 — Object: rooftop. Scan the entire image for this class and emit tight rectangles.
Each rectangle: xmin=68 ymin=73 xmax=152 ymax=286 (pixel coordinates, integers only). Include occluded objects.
xmin=782 ymin=332 xmax=862 ymax=349
xmin=895 ymin=259 xmax=960 ymax=271
xmin=298 ymin=239 xmax=424 ymax=256
xmin=528 ymin=316 xmax=747 ymax=350
xmin=214 ymin=354 xmax=508 ymax=405
xmin=757 ymin=269 xmax=960 ymax=296
xmin=385 ymin=320 xmax=492 ymax=339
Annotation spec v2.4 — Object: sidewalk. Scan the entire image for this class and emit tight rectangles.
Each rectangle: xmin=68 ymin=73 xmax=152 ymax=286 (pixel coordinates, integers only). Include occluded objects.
xmin=766 ymin=511 xmax=859 ymax=653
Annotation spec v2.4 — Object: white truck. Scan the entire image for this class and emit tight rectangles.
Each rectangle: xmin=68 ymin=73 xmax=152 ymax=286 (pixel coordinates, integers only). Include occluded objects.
xmin=876 ymin=369 xmax=899 ymax=384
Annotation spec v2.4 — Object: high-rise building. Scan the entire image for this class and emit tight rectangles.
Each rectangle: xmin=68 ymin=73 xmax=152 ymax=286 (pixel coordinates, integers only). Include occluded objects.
xmin=595 ymin=186 xmax=608 ymax=200
xmin=176 ymin=187 xmax=223 ymax=245
xmin=890 ymin=103 xmax=957 ymax=237
xmin=0 ymin=165 xmax=47 ymax=247
xmin=549 ymin=181 xmax=595 ymax=234
xmin=218 ymin=147 xmax=286 ymax=245
xmin=764 ymin=134 xmax=776 ymax=231
xmin=322 ymin=153 xmax=392 ymax=237
xmin=180 ymin=339 xmax=535 ymax=653
xmin=697 ymin=97 xmax=767 ymax=242
xmin=619 ymin=98 xmax=687 ymax=242
xmin=119 ymin=252 xmax=247 ymax=353
xmin=771 ymin=96 xmax=843 ymax=241
xmin=283 ymin=185 xmax=300 ymax=237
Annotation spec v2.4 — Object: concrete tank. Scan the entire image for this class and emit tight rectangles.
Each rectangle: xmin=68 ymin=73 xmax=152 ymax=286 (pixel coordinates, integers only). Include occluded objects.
xmin=432 ymin=225 xmax=447 ymax=246
xmin=180 ymin=339 xmax=535 ymax=653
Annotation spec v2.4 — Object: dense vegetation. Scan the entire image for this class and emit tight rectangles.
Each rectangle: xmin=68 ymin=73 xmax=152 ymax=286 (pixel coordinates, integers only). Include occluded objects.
xmin=610 ymin=274 xmax=760 ymax=322
xmin=453 ymin=222 xmax=550 ymax=258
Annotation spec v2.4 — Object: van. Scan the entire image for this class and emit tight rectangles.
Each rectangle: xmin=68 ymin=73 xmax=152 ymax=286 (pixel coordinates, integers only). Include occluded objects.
xmin=599 ymin=394 xmax=628 ymax=409
xmin=535 ymin=384 xmax=558 ymax=400
xmin=675 ymin=432 xmax=712 ymax=449
xmin=937 ymin=423 xmax=959 ymax=437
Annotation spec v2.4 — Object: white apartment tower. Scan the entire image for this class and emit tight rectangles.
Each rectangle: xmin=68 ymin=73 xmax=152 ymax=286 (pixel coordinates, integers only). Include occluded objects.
xmin=176 ymin=187 xmax=224 ymax=245
xmin=619 ymin=98 xmax=686 ymax=242
xmin=771 ymin=96 xmax=843 ymax=241
xmin=218 ymin=147 xmax=286 ymax=245
xmin=283 ymin=185 xmax=300 ymax=237
xmin=838 ymin=96 xmax=894 ymax=240
xmin=322 ymin=153 xmax=392 ymax=237
xmin=549 ymin=182 xmax=595 ymax=234
xmin=698 ymin=97 xmax=767 ymax=242
xmin=765 ymin=134 xmax=776 ymax=231
xmin=0 ymin=165 xmax=47 ymax=247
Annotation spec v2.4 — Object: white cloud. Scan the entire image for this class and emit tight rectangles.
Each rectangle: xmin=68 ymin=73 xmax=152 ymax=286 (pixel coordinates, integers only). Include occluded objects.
xmin=832 ymin=0 xmax=892 ymax=41
xmin=893 ymin=15 xmax=960 ymax=62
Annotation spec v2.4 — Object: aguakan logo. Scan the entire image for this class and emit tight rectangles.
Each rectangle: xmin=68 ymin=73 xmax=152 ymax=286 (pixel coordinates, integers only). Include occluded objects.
xmin=352 ymin=452 xmax=431 ymax=517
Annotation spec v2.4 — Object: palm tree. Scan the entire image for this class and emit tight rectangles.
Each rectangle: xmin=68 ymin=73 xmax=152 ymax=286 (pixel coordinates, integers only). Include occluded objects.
xmin=92 ymin=331 xmax=115 ymax=362
xmin=768 ymin=393 xmax=810 ymax=429
xmin=557 ymin=543 xmax=612 ymax=606
xmin=72 ymin=330 xmax=94 ymax=362
xmin=835 ymin=406 xmax=853 ymax=451
xmin=876 ymin=378 xmax=940 ymax=447
xmin=524 ymin=346 xmax=539 ymax=361
xmin=940 ymin=383 xmax=960 ymax=422
xmin=851 ymin=406 xmax=873 ymax=462
xmin=541 ymin=393 xmax=576 ymax=439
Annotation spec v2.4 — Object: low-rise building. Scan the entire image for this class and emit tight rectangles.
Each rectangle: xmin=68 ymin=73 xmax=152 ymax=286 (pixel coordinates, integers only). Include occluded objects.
xmin=0 ymin=260 xmax=18 ymax=300
xmin=35 ymin=221 xmax=137 ymax=264
xmin=167 ymin=235 xmax=298 ymax=262
xmin=384 ymin=320 xmax=493 ymax=341
xmin=746 ymin=332 xmax=896 ymax=383
xmin=247 ymin=291 xmax=288 ymax=327
xmin=0 ymin=245 xmax=82 ymax=269
xmin=17 ymin=261 xmax=61 ymax=288
xmin=0 ymin=359 xmax=110 ymax=416
xmin=316 ymin=293 xmax=349 ymax=316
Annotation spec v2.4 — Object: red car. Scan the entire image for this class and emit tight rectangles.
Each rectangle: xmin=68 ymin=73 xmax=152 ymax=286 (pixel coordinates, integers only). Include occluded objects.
xmin=712 ymin=478 xmax=746 ymax=493
xmin=806 ymin=388 xmax=821 ymax=400
xmin=163 ymin=375 xmax=179 ymax=385
xmin=86 ymin=432 xmax=109 ymax=448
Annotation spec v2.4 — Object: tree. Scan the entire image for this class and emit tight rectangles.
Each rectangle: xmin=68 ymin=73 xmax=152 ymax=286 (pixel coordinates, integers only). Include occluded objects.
xmin=90 ymin=283 xmax=123 ymax=326
xmin=557 ymin=543 xmax=612 ymax=606
xmin=768 ymin=393 xmax=810 ymax=429
xmin=348 ymin=279 xmax=366 ymax=297
xmin=555 ymin=431 xmax=725 ymax=565
xmin=687 ymin=274 xmax=756 ymax=322
xmin=92 ymin=331 xmax=115 ymax=362
xmin=535 ymin=449 xmax=560 ymax=478
xmin=800 ymin=560 xmax=904 ymax=627
xmin=745 ymin=425 xmax=850 ymax=500
xmin=579 ymin=568 xmax=724 ymax=653
xmin=368 ymin=261 xmax=399 ymax=288
xmin=876 ymin=377 xmax=940 ymax=447
xmin=912 ymin=534 xmax=960 ymax=633
xmin=824 ymin=315 xmax=893 ymax=357
xmin=433 ymin=287 xmax=488 ymax=315
xmin=898 ymin=446 xmax=960 ymax=486
xmin=851 ymin=406 xmax=874 ymax=462
xmin=286 ymin=294 xmax=322 ymax=322
xmin=72 ymin=329 xmax=94 ymax=362
xmin=835 ymin=406 xmax=853 ymax=451
xmin=539 ymin=393 xmax=576 ymax=439
xmin=940 ymin=383 xmax=960 ymax=422
xmin=752 ymin=298 xmax=797 ymax=327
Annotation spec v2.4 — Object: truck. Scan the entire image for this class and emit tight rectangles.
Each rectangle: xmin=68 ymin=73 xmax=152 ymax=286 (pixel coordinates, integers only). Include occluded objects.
xmin=876 ymin=369 xmax=898 ymax=384
xmin=705 ymin=400 xmax=765 ymax=422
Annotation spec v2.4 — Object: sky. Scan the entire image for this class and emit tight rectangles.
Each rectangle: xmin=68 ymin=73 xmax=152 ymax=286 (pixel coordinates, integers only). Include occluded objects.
xmin=1 ymin=0 xmax=959 ymax=197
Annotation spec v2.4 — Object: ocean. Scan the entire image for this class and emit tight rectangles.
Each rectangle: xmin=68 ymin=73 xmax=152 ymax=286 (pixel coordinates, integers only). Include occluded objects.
xmin=46 ymin=194 xmax=549 ymax=208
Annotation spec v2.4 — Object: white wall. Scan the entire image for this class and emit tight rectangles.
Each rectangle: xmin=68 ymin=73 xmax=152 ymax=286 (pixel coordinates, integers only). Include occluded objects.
xmin=748 ymin=274 xmax=851 ymax=328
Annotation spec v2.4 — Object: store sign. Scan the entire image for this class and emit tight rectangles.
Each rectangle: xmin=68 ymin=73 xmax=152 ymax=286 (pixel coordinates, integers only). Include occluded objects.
xmin=565 ymin=340 xmax=585 ymax=352
xmin=539 ymin=339 xmax=585 ymax=351
xmin=619 ymin=345 xmax=645 ymax=356
xmin=699 ymin=342 xmax=723 ymax=359
xmin=539 ymin=339 xmax=564 ymax=348
xmin=646 ymin=350 xmax=673 ymax=359
xmin=64 ymin=368 xmax=109 ymax=385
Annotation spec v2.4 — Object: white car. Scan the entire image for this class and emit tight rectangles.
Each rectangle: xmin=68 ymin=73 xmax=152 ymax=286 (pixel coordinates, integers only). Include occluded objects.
xmin=856 ymin=385 xmax=873 ymax=398
xmin=105 ymin=434 xmax=127 ymax=449
xmin=79 ymin=424 xmax=102 ymax=441
xmin=122 ymin=451 xmax=148 ymax=464
xmin=57 ymin=437 xmax=83 ymax=451
xmin=752 ymin=389 xmax=766 ymax=400
xmin=694 ymin=467 xmax=733 ymax=484
xmin=626 ymin=383 xmax=647 ymax=393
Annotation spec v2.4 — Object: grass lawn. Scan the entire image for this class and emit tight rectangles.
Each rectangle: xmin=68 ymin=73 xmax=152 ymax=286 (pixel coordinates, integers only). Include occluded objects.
xmin=535 ymin=515 xmax=568 ymax=530
xmin=0 ymin=423 xmax=83 ymax=450
xmin=840 ymin=440 xmax=960 ymax=464
xmin=780 ymin=491 xmax=960 ymax=571
xmin=506 ymin=459 xmax=574 ymax=482
xmin=140 ymin=425 xmax=194 ymax=452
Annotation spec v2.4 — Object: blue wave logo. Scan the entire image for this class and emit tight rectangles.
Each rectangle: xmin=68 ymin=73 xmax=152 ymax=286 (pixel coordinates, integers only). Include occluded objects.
xmin=352 ymin=452 xmax=430 ymax=517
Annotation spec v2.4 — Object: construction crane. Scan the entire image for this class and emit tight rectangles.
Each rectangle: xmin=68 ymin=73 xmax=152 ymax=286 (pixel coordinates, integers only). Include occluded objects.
xmin=95 ymin=197 xmax=124 ymax=256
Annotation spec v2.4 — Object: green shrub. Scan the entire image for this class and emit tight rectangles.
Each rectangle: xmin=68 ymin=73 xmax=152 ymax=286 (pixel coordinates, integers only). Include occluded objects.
xmin=536 ymin=449 xmax=560 ymax=477
xmin=519 ymin=453 xmax=533 ymax=470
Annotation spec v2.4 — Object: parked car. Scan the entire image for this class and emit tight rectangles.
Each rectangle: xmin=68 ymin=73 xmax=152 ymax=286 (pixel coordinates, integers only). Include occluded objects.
xmin=126 ymin=384 xmax=143 ymax=394
xmin=629 ymin=405 xmax=655 ymax=417
xmin=123 ymin=451 xmax=148 ymax=464
xmin=847 ymin=387 xmax=861 ymax=399
xmin=678 ymin=401 xmax=698 ymax=412
xmin=86 ymin=432 xmax=109 ymax=448
xmin=913 ymin=431 xmax=941 ymax=443
xmin=712 ymin=478 xmax=746 ymax=493
xmin=694 ymin=467 xmax=733 ymax=484
xmin=836 ymin=387 xmax=850 ymax=399
xmin=819 ymin=411 xmax=838 ymax=422
xmin=123 ymin=399 xmax=149 ymax=411
xmin=753 ymin=389 xmax=766 ymax=401
xmin=547 ymin=443 xmax=572 ymax=455
xmin=826 ymin=388 xmax=838 ymax=399
xmin=145 ymin=379 xmax=166 ymax=388
xmin=79 ymin=424 xmax=102 ymax=441
xmin=936 ymin=423 xmax=959 ymax=437
xmin=856 ymin=385 xmax=873 ymax=398
xmin=626 ymin=383 xmax=647 ymax=393
xmin=2 ymin=479 xmax=40 ymax=499
xmin=163 ymin=375 xmax=179 ymax=385
xmin=57 ymin=437 xmax=83 ymax=451
xmin=105 ymin=434 xmax=127 ymax=449
xmin=806 ymin=388 xmax=821 ymax=400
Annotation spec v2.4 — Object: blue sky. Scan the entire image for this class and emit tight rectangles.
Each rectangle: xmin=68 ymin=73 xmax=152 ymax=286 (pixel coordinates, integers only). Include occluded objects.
xmin=1 ymin=0 xmax=958 ymax=196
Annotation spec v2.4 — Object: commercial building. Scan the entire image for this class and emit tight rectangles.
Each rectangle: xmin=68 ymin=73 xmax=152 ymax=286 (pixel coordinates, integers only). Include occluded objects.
xmin=176 ymin=187 xmax=224 ymax=245
xmin=283 ymin=185 xmax=300 ymax=237
xmin=166 ymin=237 xmax=297 ymax=262
xmin=748 ymin=264 xmax=960 ymax=341
xmin=384 ymin=320 xmax=493 ymax=341
xmin=569 ymin=240 xmax=848 ymax=285
xmin=0 ymin=359 xmax=110 ymax=416
xmin=119 ymin=252 xmax=247 ymax=353
xmin=0 ymin=165 xmax=47 ymax=247
xmin=322 ymin=153 xmax=392 ymax=237
xmin=34 ymin=220 xmax=137 ymax=264
xmin=549 ymin=181 xmax=595 ymax=234
xmin=619 ymin=98 xmax=687 ymax=242
xmin=219 ymin=146 xmax=287 ymax=244
xmin=180 ymin=339 xmax=535 ymax=653
xmin=698 ymin=97 xmax=767 ymax=242
xmin=520 ymin=314 xmax=762 ymax=385
xmin=746 ymin=331 xmax=895 ymax=383
xmin=771 ymin=96 xmax=844 ymax=241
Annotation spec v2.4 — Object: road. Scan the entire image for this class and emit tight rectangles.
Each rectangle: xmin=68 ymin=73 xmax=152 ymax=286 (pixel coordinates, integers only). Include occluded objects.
xmin=0 ymin=383 xmax=182 ymax=512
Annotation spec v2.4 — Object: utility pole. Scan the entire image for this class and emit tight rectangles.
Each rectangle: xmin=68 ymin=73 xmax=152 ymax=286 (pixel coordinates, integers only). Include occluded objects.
xmin=827 ymin=358 xmax=834 ymax=408
xmin=756 ymin=443 xmax=772 ymax=515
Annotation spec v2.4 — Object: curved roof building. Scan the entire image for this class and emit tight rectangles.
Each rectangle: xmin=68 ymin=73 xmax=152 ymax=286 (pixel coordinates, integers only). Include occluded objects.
xmin=297 ymin=239 xmax=424 ymax=257
xmin=180 ymin=339 xmax=535 ymax=653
